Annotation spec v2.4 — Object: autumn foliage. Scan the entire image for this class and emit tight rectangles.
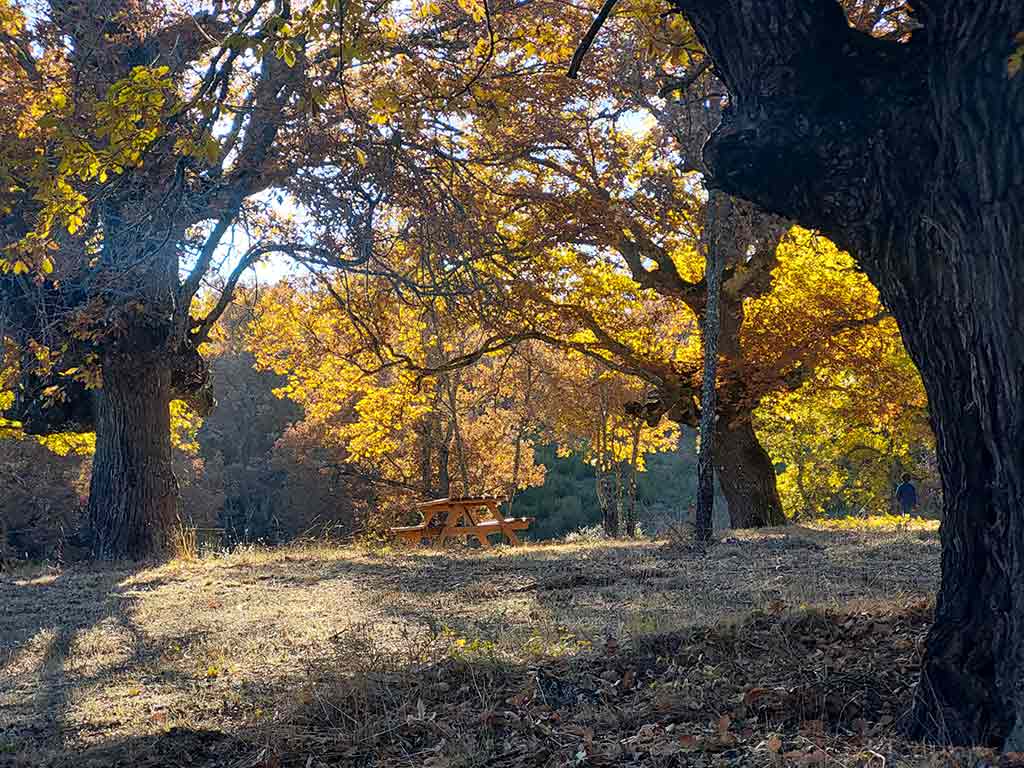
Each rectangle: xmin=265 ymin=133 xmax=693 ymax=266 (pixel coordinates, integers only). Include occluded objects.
xmin=0 ymin=0 xmax=937 ymax=556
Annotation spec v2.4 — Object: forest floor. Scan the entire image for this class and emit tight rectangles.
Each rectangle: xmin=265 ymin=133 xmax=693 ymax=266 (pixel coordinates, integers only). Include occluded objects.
xmin=2 ymin=520 xmax=1007 ymax=768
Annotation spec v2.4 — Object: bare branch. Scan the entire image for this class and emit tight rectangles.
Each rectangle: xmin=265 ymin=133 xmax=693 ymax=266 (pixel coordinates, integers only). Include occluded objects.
xmin=176 ymin=203 xmax=241 ymax=335
xmin=657 ymin=58 xmax=712 ymax=98
xmin=568 ymin=0 xmax=621 ymax=79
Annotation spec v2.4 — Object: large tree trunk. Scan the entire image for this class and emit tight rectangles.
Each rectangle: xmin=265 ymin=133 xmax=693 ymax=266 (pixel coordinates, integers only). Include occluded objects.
xmin=87 ymin=360 xmax=177 ymax=560
xmin=714 ymin=417 xmax=786 ymax=528
xmin=0 ymin=513 xmax=8 ymax=570
xmin=671 ymin=0 xmax=1024 ymax=746
xmin=715 ymin=233 xmax=787 ymax=530
xmin=695 ymin=191 xmax=727 ymax=542
xmin=907 ymin=314 xmax=1016 ymax=745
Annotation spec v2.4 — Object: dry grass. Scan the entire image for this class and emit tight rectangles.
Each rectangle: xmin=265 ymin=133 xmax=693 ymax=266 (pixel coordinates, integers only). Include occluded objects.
xmin=807 ymin=515 xmax=939 ymax=534
xmin=0 ymin=526 xmax=942 ymax=766
xmin=167 ymin=522 xmax=199 ymax=562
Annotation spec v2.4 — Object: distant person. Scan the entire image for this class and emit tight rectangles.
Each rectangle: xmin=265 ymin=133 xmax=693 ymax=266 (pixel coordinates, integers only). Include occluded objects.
xmin=895 ymin=473 xmax=918 ymax=516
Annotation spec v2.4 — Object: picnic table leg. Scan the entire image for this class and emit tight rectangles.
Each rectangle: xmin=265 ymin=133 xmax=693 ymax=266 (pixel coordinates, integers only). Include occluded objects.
xmin=436 ymin=506 xmax=458 ymax=547
xmin=409 ymin=507 xmax=436 ymax=547
xmin=436 ymin=528 xmax=455 ymax=547
xmin=482 ymin=502 xmax=499 ymax=522
xmin=465 ymin=504 xmax=488 ymax=548
xmin=478 ymin=501 xmax=517 ymax=546
xmin=453 ymin=504 xmax=472 ymax=548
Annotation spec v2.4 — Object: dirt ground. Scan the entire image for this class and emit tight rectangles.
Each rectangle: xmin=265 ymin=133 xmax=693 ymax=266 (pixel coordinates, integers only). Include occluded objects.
xmin=3 ymin=523 xmax=985 ymax=768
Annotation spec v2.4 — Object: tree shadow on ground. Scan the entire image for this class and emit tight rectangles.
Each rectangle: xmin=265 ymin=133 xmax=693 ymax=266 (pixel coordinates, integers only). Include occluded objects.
xmin=22 ymin=601 xmax=948 ymax=768
xmin=205 ymin=541 xmax=657 ymax=597
xmin=1 ymin=727 xmax=240 ymax=768
xmin=0 ymin=545 xmax=655 ymax=763
xmin=348 ymin=531 xmax=938 ymax=650
xmin=0 ymin=530 xmax=943 ymax=767
xmin=0 ymin=565 xmax=208 ymax=762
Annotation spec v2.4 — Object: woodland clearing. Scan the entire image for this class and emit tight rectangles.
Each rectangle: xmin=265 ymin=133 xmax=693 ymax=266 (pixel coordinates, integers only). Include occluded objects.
xmin=2 ymin=0 xmax=1021 ymax=750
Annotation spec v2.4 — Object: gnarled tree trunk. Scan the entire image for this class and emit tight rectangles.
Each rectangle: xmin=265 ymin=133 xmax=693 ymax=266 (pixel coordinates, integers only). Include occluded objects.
xmin=670 ymin=0 xmax=1024 ymax=746
xmin=695 ymin=191 xmax=727 ymax=542
xmin=909 ymin=314 xmax=1015 ymax=745
xmin=714 ymin=416 xmax=786 ymax=528
xmin=87 ymin=358 xmax=177 ymax=560
xmin=716 ymin=239 xmax=787 ymax=530
xmin=620 ymin=195 xmax=791 ymax=533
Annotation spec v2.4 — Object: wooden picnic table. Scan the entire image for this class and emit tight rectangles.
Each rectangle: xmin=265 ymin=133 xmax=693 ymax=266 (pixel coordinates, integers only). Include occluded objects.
xmin=390 ymin=497 xmax=534 ymax=548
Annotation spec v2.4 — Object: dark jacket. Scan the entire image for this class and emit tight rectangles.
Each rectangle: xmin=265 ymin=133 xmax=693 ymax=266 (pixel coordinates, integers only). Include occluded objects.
xmin=896 ymin=481 xmax=918 ymax=509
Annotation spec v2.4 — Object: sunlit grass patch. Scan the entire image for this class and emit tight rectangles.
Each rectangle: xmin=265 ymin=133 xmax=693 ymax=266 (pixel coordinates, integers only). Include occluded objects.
xmin=809 ymin=514 xmax=939 ymax=533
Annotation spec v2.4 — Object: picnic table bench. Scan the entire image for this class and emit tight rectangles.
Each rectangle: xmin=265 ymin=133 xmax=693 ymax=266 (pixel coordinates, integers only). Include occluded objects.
xmin=390 ymin=497 xmax=534 ymax=548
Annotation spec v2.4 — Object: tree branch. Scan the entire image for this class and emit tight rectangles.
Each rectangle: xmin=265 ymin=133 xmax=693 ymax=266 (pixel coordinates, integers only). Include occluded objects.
xmin=567 ymin=0 xmax=621 ymax=79
xmin=657 ymin=58 xmax=711 ymax=98
xmin=670 ymin=0 xmax=923 ymax=236
xmin=176 ymin=203 xmax=241 ymax=336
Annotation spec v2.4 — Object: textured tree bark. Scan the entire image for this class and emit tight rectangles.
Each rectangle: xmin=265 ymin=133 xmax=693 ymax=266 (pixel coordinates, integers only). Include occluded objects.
xmin=0 ymin=513 xmax=8 ymax=570
xmin=714 ymin=417 xmax=786 ymax=528
xmin=438 ymin=421 xmax=452 ymax=498
xmin=507 ymin=361 xmax=536 ymax=519
xmin=670 ymin=0 xmax=1024 ymax=746
xmin=86 ymin=359 xmax=177 ymax=560
xmin=595 ymin=385 xmax=621 ymax=537
xmin=716 ymin=249 xmax=787 ymax=529
xmin=695 ymin=192 xmax=726 ymax=543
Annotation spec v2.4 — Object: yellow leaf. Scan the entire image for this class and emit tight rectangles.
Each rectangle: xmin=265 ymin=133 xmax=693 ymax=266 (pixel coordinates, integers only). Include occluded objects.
xmin=354 ymin=147 xmax=368 ymax=166
xmin=12 ymin=261 xmax=29 ymax=275
xmin=41 ymin=257 xmax=54 ymax=274
xmin=1009 ymin=31 xmax=1024 ymax=78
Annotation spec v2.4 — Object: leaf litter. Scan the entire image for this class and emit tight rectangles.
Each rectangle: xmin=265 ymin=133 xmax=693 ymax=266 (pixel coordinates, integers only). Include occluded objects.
xmin=261 ymin=600 xmax=1014 ymax=767
xmin=3 ymin=526 xmax=1010 ymax=767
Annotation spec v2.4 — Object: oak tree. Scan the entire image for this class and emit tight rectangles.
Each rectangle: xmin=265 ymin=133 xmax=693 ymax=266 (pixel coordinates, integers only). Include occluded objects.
xmin=663 ymin=0 xmax=1024 ymax=747
xmin=0 ymin=0 xmax=496 ymax=557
